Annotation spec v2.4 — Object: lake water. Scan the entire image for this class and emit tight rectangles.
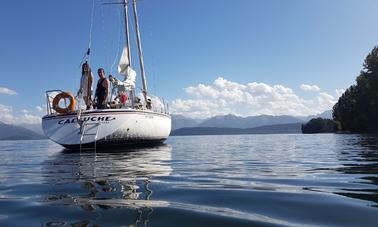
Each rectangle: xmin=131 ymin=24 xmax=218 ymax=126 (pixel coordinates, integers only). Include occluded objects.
xmin=0 ymin=134 xmax=378 ymax=226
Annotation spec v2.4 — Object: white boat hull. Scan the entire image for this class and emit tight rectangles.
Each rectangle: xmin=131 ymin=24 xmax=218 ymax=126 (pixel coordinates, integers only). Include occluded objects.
xmin=42 ymin=109 xmax=171 ymax=149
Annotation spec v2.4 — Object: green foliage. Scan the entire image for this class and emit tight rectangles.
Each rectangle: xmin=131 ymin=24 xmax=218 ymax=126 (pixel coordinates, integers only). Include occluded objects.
xmin=333 ymin=46 xmax=378 ymax=132
xmin=301 ymin=118 xmax=340 ymax=134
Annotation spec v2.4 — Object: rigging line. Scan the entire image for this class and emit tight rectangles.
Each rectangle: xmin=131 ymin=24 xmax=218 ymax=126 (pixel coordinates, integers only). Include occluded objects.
xmin=88 ymin=0 xmax=95 ymax=50
xmin=110 ymin=6 xmax=123 ymax=75
xmin=100 ymin=1 xmax=107 ymax=66
xmin=87 ymin=0 xmax=96 ymax=62
xmin=79 ymin=0 xmax=96 ymax=67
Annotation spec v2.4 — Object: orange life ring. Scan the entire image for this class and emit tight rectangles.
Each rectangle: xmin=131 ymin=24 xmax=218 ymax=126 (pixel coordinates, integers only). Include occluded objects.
xmin=52 ymin=92 xmax=76 ymax=114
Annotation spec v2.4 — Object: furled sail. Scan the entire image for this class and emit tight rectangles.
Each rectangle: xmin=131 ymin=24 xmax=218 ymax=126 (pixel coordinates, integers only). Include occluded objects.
xmin=118 ymin=46 xmax=136 ymax=88
xmin=124 ymin=67 xmax=136 ymax=88
xmin=118 ymin=46 xmax=129 ymax=75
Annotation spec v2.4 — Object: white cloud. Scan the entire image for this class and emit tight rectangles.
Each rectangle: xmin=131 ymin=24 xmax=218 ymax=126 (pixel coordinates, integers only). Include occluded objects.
xmin=0 ymin=104 xmax=15 ymax=123
xmin=316 ymin=92 xmax=337 ymax=110
xmin=18 ymin=113 xmax=42 ymax=124
xmin=300 ymin=84 xmax=320 ymax=92
xmin=36 ymin=106 xmax=44 ymax=112
xmin=0 ymin=87 xmax=17 ymax=95
xmin=335 ymin=89 xmax=345 ymax=97
xmin=171 ymin=77 xmax=337 ymax=118
xmin=20 ymin=109 xmax=30 ymax=114
xmin=0 ymin=104 xmax=41 ymax=125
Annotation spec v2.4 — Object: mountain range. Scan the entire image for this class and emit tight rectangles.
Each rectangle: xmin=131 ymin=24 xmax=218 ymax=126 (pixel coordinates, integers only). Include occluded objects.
xmin=0 ymin=110 xmax=332 ymax=140
xmin=171 ymin=110 xmax=332 ymax=130
xmin=0 ymin=121 xmax=45 ymax=140
xmin=171 ymin=123 xmax=303 ymax=136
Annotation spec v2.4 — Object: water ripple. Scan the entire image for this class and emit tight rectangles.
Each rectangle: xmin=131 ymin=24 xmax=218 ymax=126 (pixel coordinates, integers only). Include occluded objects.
xmin=0 ymin=134 xmax=378 ymax=226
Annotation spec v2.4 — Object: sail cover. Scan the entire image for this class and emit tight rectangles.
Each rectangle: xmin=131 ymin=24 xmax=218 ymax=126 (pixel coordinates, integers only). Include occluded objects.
xmin=118 ymin=46 xmax=130 ymax=75
xmin=118 ymin=46 xmax=136 ymax=88
xmin=124 ymin=67 xmax=136 ymax=88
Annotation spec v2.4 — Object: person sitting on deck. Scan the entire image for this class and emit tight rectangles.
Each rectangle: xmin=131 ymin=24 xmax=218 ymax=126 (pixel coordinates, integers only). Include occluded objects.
xmin=95 ymin=68 xmax=110 ymax=109
xmin=78 ymin=61 xmax=94 ymax=110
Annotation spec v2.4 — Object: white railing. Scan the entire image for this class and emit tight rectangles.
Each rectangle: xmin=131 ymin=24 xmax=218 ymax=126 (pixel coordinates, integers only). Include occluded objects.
xmin=45 ymin=89 xmax=170 ymax=115
xmin=45 ymin=90 xmax=64 ymax=115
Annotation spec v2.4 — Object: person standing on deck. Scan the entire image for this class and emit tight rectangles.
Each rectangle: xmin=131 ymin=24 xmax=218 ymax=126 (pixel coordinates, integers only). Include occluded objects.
xmin=78 ymin=61 xmax=94 ymax=110
xmin=95 ymin=68 xmax=110 ymax=109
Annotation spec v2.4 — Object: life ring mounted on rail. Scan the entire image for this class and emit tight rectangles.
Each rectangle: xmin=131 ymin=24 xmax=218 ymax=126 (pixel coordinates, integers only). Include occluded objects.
xmin=52 ymin=92 xmax=76 ymax=114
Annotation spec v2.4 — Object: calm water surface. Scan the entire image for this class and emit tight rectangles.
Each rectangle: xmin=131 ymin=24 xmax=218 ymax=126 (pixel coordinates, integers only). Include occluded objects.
xmin=0 ymin=134 xmax=378 ymax=226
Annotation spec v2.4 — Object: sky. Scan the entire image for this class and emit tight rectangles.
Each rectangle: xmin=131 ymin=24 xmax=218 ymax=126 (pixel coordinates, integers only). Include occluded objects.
xmin=1 ymin=0 xmax=378 ymax=123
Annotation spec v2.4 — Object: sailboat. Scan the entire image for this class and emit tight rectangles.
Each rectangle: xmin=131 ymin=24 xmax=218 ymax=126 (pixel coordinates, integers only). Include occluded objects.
xmin=42 ymin=0 xmax=171 ymax=150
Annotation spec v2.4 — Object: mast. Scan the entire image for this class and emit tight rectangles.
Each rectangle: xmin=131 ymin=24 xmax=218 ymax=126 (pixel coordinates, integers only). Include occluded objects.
xmin=123 ymin=0 xmax=132 ymax=67
xmin=132 ymin=0 xmax=149 ymax=106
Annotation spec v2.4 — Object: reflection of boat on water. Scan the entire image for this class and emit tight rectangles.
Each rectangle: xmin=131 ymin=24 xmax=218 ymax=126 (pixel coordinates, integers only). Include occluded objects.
xmin=43 ymin=144 xmax=172 ymax=189
xmin=42 ymin=145 xmax=172 ymax=226
xmin=42 ymin=0 xmax=171 ymax=150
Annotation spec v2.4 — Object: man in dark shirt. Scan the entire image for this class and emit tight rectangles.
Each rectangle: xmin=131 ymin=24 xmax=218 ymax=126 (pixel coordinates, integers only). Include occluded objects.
xmin=95 ymin=68 xmax=110 ymax=109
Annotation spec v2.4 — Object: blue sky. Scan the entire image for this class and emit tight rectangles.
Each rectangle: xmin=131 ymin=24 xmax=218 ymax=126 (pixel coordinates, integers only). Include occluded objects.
xmin=1 ymin=0 xmax=378 ymax=122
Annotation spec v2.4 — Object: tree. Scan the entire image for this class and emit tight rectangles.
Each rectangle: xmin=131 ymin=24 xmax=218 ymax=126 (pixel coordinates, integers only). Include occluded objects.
xmin=302 ymin=118 xmax=340 ymax=134
xmin=333 ymin=46 xmax=378 ymax=132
